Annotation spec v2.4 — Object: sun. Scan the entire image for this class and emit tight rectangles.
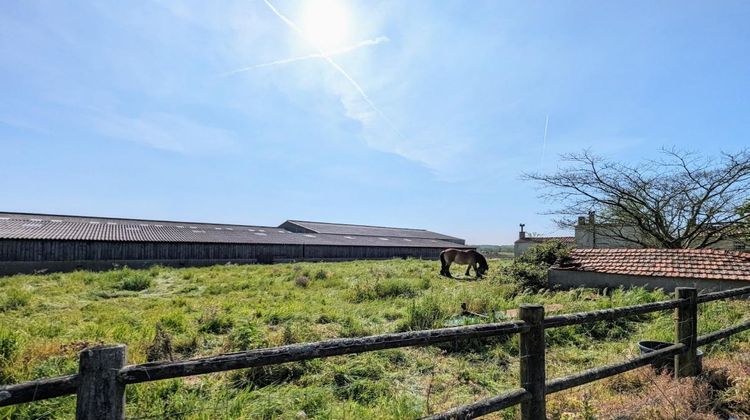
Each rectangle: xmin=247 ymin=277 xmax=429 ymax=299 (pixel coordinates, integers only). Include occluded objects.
xmin=299 ymin=0 xmax=351 ymax=51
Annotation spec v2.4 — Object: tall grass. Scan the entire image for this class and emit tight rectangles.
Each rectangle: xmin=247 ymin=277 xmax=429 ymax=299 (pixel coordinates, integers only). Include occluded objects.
xmin=0 ymin=259 xmax=748 ymax=419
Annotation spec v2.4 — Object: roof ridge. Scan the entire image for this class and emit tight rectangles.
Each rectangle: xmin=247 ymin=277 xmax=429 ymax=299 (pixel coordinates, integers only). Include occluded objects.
xmin=0 ymin=211 xmax=281 ymax=230
xmin=286 ymin=219 xmax=432 ymax=232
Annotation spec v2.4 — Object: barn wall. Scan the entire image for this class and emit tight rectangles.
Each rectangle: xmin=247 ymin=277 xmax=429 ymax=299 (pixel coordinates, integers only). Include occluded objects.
xmin=302 ymin=245 xmax=441 ymax=260
xmin=0 ymin=240 xmax=302 ymax=262
xmin=548 ymin=269 xmax=750 ymax=293
xmin=0 ymin=240 xmax=445 ymax=275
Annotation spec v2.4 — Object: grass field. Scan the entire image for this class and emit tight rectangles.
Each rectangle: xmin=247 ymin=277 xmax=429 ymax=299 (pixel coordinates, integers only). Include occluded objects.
xmin=1 ymin=258 xmax=750 ymax=419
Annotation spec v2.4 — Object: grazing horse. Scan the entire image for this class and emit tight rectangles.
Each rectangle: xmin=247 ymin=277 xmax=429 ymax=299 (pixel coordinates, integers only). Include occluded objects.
xmin=440 ymin=248 xmax=489 ymax=278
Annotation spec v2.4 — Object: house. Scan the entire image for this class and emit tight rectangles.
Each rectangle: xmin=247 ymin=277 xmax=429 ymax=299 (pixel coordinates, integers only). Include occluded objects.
xmin=548 ymin=248 xmax=750 ymax=292
xmin=0 ymin=212 xmax=471 ymax=276
xmin=575 ymin=213 xmax=748 ymax=251
xmin=513 ymin=224 xmax=574 ymax=257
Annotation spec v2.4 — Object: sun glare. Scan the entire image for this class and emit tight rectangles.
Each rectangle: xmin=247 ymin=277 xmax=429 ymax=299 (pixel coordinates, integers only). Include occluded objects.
xmin=299 ymin=0 xmax=351 ymax=51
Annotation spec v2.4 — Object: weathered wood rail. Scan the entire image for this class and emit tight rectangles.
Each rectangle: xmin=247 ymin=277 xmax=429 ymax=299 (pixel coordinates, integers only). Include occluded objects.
xmin=2 ymin=285 xmax=750 ymax=419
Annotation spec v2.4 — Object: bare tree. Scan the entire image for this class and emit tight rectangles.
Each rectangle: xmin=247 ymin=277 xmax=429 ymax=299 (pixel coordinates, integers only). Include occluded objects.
xmin=523 ymin=148 xmax=750 ymax=248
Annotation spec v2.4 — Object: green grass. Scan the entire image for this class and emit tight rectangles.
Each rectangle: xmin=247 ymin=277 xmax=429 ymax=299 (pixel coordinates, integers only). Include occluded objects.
xmin=0 ymin=258 xmax=748 ymax=419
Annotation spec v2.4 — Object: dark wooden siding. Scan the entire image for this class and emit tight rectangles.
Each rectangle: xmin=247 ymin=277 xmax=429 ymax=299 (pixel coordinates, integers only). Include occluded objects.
xmin=0 ymin=240 xmax=302 ymax=262
xmin=0 ymin=240 xmax=443 ymax=264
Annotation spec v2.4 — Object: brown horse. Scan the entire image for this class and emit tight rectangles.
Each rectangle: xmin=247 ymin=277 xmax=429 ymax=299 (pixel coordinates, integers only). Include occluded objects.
xmin=439 ymin=248 xmax=489 ymax=278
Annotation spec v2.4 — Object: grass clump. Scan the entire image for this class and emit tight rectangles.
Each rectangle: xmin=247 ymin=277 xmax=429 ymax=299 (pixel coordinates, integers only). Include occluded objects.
xmin=397 ymin=294 xmax=447 ymax=331
xmin=0 ymin=287 xmax=32 ymax=312
xmin=198 ymin=308 xmax=234 ymax=334
xmin=0 ymin=328 xmax=21 ymax=383
xmin=231 ymin=361 xmax=312 ymax=389
xmin=0 ymin=328 xmax=20 ymax=375
xmin=146 ymin=323 xmax=174 ymax=362
xmin=351 ymin=278 xmax=420 ymax=302
xmin=295 ymin=276 xmax=310 ymax=288
xmin=116 ymin=271 xmax=152 ymax=291
xmin=227 ymin=321 xmax=267 ymax=351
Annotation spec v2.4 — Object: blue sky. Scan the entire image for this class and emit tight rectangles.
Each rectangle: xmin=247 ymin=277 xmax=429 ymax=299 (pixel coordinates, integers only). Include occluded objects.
xmin=1 ymin=1 xmax=748 ymax=244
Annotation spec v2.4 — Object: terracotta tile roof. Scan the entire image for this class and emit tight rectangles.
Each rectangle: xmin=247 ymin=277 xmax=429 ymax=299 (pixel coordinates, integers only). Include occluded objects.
xmin=516 ymin=236 xmax=575 ymax=244
xmin=555 ymin=248 xmax=750 ymax=281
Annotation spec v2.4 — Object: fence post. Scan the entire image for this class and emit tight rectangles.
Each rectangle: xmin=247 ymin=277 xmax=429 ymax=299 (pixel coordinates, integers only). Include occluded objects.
xmin=76 ymin=344 xmax=127 ymax=420
xmin=675 ymin=287 xmax=698 ymax=378
xmin=520 ymin=304 xmax=545 ymax=419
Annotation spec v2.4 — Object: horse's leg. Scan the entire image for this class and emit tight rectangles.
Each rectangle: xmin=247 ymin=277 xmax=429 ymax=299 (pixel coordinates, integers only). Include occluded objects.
xmin=465 ymin=264 xmax=471 ymax=276
xmin=445 ymin=262 xmax=452 ymax=278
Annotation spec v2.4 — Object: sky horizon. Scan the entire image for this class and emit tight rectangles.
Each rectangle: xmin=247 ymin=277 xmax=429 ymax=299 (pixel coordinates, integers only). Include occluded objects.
xmin=2 ymin=1 xmax=749 ymax=245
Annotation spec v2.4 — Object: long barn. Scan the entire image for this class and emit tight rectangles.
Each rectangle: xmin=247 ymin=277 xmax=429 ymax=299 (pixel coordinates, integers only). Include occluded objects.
xmin=0 ymin=212 xmax=470 ymax=275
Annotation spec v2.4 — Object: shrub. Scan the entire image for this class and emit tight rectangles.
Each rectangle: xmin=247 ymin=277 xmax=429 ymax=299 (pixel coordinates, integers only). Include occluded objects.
xmin=517 ymin=240 xmax=572 ymax=266
xmin=505 ymin=261 xmax=548 ymax=291
xmin=314 ymin=269 xmax=328 ymax=280
xmin=506 ymin=240 xmax=571 ymax=291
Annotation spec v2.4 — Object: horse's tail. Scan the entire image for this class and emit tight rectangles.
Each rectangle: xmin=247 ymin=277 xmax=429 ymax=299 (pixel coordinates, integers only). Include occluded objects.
xmin=439 ymin=250 xmax=447 ymax=270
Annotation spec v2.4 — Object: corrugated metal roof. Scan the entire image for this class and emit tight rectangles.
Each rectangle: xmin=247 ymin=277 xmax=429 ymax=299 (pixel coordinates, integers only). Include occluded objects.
xmin=281 ymin=220 xmax=464 ymax=242
xmin=0 ymin=212 xmax=469 ymax=249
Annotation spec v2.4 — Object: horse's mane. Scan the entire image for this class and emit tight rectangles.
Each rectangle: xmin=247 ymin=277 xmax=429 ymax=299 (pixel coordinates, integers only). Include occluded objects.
xmin=473 ymin=251 xmax=489 ymax=269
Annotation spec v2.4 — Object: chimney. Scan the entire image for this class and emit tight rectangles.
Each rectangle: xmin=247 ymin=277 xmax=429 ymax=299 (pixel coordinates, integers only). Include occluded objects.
xmin=578 ymin=216 xmax=586 ymax=225
xmin=588 ymin=211 xmax=596 ymax=225
xmin=519 ymin=223 xmax=526 ymax=239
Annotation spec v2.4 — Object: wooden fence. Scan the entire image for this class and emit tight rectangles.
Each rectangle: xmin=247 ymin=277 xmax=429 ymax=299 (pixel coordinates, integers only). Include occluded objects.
xmin=2 ymin=285 xmax=750 ymax=419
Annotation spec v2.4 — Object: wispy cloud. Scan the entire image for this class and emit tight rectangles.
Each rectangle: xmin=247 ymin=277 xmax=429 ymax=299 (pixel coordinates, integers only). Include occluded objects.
xmin=262 ymin=0 xmax=406 ymax=142
xmin=91 ymin=112 xmax=237 ymax=155
xmin=221 ymin=36 xmax=389 ymax=76
xmin=540 ymin=114 xmax=549 ymax=169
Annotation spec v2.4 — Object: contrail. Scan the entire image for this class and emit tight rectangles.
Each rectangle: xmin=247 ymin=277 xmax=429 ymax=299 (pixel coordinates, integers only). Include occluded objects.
xmin=541 ymin=114 xmax=549 ymax=168
xmin=220 ymin=36 xmax=389 ymax=77
xmin=262 ymin=0 xmax=406 ymax=139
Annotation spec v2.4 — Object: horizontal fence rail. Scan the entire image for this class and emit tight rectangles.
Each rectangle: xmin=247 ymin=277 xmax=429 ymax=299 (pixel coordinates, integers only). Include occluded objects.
xmin=424 ymin=388 xmax=532 ymax=420
xmin=0 ymin=374 xmax=79 ymax=407
xmin=427 ymin=343 xmax=688 ymax=420
xmin=544 ymin=343 xmax=686 ymax=394
xmin=697 ymin=285 xmax=750 ymax=303
xmin=697 ymin=319 xmax=750 ymax=347
xmin=544 ymin=298 xmax=683 ymax=328
xmin=118 ymin=320 xmax=529 ymax=384
xmin=2 ymin=284 xmax=750 ymax=419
